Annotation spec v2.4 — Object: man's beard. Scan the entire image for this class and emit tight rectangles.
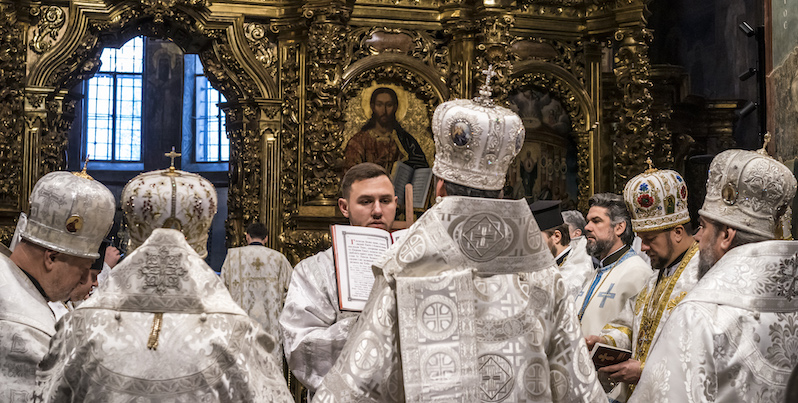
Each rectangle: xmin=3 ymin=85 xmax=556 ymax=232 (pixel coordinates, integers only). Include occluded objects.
xmin=697 ymin=247 xmax=719 ymax=279
xmin=648 ymin=238 xmax=675 ymax=270
xmin=586 ymin=236 xmax=614 ymax=259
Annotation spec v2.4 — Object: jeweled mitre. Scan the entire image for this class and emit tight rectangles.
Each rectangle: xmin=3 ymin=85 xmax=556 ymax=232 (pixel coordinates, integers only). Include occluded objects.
xmin=431 ymin=83 xmax=525 ymax=190
xmin=623 ymin=166 xmax=690 ymax=232
xmin=21 ymin=171 xmax=115 ymax=259
xmin=700 ymin=149 xmax=797 ymax=238
xmin=122 ymin=168 xmax=217 ymax=258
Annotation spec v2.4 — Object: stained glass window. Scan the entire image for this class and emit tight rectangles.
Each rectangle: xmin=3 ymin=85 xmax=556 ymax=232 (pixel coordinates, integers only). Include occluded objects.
xmin=85 ymin=36 xmax=144 ymax=161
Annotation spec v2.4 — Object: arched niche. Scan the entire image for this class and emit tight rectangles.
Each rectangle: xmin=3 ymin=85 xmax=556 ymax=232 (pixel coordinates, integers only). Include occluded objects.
xmin=509 ymin=60 xmax=597 ymax=211
xmin=21 ymin=1 xmax=281 ymax=247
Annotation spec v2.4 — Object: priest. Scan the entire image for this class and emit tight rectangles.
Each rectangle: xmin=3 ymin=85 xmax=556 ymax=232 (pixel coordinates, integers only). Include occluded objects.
xmin=630 ymin=144 xmax=798 ymax=403
xmin=575 ymin=193 xmax=651 ymax=336
xmin=0 ymin=170 xmax=115 ymax=401
xmin=279 ymin=162 xmax=398 ymax=396
xmin=585 ymin=163 xmax=700 ymax=402
xmin=35 ymin=158 xmax=292 ymax=402
xmin=313 ymin=69 xmax=605 ymax=402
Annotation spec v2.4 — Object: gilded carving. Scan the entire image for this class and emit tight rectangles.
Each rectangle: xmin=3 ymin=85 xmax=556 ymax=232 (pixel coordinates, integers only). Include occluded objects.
xmin=29 ymin=5 xmax=65 ymax=54
xmin=244 ymin=22 xmax=278 ymax=77
xmin=225 ymin=117 xmax=262 ymax=247
xmin=303 ymin=4 xmax=351 ymax=202
xmin=278 ymin=42 xmax=303 ymax=258
xmin=0 ymin=3 xmax=23 ymax=212
xmin=283 ymin=230 xmax=331 ymax=265
xmin=346 ymin=27 xmax=450 ymax=78
xmin=475 ymin=13 xmax=514 ymax=103
xmin=613 ymin=28 xmax=656 ymax=191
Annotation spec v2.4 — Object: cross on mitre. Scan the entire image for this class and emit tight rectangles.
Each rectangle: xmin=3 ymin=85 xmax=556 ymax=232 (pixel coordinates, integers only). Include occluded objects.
xmin=482 ymin=65 xmax=496 ymax=88
xmin=476 ymin=64 xmax=497 ymax=106
xmin=165 ymin=146 xmax=181 ymax=172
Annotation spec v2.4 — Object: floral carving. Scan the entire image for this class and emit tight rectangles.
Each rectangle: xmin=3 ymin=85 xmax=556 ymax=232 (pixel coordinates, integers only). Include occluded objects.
xmin=29 ymin=6 xmax=65 ymax=54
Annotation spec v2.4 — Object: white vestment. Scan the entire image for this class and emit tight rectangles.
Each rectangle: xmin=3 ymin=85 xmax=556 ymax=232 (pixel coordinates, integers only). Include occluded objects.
xmin=314 ymin=196 xmax=606 ymax=402
xmin=279 ymin=248 xmax=359 ymax=393
xmin=221 ymin=243 xmax=293 ymax=364
xmin=35 ymin=229 xmax=292 ymax=403
xmin=631 ymin=240 xmax=798 ymax=403
xmin=558 ymin=236 xmax=594 ymax=297
xmin=575 ymin=247 xmax=651 ymax=336
xmin=0 ymin=254 xmax=55 ymax=402
xmin=599 ymin=243 xmax=700 ymax=402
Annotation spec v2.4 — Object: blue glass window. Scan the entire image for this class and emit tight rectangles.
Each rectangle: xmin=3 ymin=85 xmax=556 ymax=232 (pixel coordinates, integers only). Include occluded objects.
xmin=85 ymin=36 xmax=144 ymax=161
xmin=190 ymin=56 xmax=228 ymax=163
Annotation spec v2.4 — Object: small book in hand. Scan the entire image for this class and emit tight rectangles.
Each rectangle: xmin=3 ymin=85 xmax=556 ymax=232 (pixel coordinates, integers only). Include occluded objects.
xmin=331 ymin=224 xmax=408 ymax=312
xmin=590 ymin=343 xmax=632 ymax=369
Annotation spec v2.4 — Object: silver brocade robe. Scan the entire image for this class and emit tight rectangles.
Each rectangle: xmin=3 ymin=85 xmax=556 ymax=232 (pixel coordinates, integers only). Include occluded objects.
xmin=35 ymin=229 xmax=293 ymax=403
xmin=221 ymin=244 xmax=293 ymax=364
xmin=314 ymin=196 xmax=606 ymax=402
xmin=280 ymin=248 xmax=359 ymax=393
xmin=559 ymin=236 xmax=594 ymax=297
xmin=599 ymin=243 xmax=700 ymax=402
xmin=575 ymin=250 xmax=651 ymax=337
xmin=631 ymin=240 xmax=798 ymax=403
xmin=0 ymin=254 xmax=56 ymax=402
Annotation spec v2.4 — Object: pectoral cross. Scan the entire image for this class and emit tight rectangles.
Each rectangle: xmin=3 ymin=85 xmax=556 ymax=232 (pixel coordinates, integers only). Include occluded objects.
xmin=165 ymin=146 xmax=181 ymax=169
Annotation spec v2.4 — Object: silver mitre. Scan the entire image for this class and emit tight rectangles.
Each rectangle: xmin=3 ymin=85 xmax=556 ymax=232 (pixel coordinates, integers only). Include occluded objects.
xmin=431 ymin=66 xmax=526 ymax=190
xmin=19 ymin=167 xmax=115 ymax=259
xmin=699 ymin=136 xmax=798 ymax=238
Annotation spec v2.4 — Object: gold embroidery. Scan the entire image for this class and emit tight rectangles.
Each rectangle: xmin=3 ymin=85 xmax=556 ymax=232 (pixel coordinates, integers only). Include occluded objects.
xmin=634 ymin=242 xmax=698 ymax=365
xmin=602 ymin=324 xmax=633 ymax=341
xmin=147 ymin=312 xmax=164 ymax=350
xmin=666 ymin=292 xmax=688 ymax=311
xmin=634 ymin=287 xmax=649 ymax=315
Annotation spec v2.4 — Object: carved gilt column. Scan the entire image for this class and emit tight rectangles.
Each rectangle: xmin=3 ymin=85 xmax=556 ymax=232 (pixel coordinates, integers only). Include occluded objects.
xmin=223 ymin=102 xmax=261 ymax=247
xmin=474 ymin=2 xmax=514 ymax=101
xmin=0 ymin=2 xmax=25 ymax=241
xmin=612 ymin=27 xmax=656 ymax=190
xmin=441 ymin=1 xmax=475 ymax=99
xmin=301 ymin=1 xmax=352 ymax=204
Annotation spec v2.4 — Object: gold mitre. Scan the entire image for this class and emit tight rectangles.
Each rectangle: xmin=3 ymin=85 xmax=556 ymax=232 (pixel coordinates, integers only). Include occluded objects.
xmin=623 ymin=158 xmax=690 ymax=233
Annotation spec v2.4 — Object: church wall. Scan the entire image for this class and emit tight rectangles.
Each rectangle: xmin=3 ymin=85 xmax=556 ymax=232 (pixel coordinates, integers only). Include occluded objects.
xmin=649 ymin=0 xmax=761 ymax=150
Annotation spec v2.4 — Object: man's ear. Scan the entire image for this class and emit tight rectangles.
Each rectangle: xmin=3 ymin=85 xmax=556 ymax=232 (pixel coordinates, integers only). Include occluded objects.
xmin=671 ymin=225 xmax=685 ymax=243
xmin=338 ymin=197 xmax=350 ymax=218
xmin=434 ymin=178 xmax=447 ymax=198
xmin=719 ymin=225 xmax=737 ymax=252
xmin=613 ymin=220 xmax=627 ymax=237
xmin=552 ymin=229 xmax=563 ymax=245
xmin=43 ymin=250 xmax=58 ymax=273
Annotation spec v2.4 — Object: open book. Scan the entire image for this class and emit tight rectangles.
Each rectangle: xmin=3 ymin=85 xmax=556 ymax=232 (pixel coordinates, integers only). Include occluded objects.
xmin=590 ymin=342 xmax=632 ymax=369
xmin=392 ymin=161 xmax=433 ymax=209
xmin=332 ymin=224 xmax=408 ymax=312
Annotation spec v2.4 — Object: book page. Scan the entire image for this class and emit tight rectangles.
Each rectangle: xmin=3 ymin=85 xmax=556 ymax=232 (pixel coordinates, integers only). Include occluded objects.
xmin=332 ymin=225 xmax=392 ymax=311
xmin=410 ymin=168 xmax=433 ymax=208
xmin=392 ymin=161 xmax=414 ymax=204
xmin=391 ymin=228 xmax=409 ymax=243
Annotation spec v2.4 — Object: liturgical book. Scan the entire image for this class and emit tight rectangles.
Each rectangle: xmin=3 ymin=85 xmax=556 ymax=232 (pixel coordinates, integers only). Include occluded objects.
xmin=391 ymin=161 xmax=433 ymax=209
xmin=590 ymin=343 xmax=632 ymax=369
xmin=332 ymin=225 xmax=408 ymax=311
